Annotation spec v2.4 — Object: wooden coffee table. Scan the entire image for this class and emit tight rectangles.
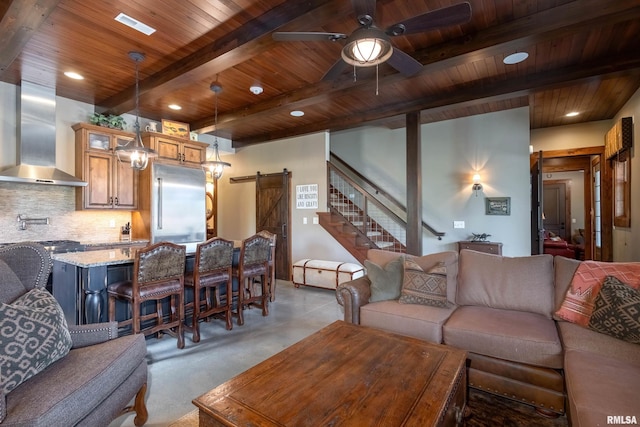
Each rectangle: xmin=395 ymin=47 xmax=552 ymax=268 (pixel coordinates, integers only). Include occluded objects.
xmin=193 ymin=321 xmax=467 ymax=426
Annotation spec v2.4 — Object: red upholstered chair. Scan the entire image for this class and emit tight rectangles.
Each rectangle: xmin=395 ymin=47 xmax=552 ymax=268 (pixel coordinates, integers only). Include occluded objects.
xmin=108 ymin=242 xmax=186 ymax=349
xmin=232 ymin=234 xmax=271 ymax=326
xmin=184 ymin=237 xmax=234 ymax=342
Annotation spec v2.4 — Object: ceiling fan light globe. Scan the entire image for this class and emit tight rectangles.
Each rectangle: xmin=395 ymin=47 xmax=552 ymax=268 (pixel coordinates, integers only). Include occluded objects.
xmin=341 ymin=27 xmax=393 ymax=67
xmin=353 ymin=39 xmax=381 ymax=62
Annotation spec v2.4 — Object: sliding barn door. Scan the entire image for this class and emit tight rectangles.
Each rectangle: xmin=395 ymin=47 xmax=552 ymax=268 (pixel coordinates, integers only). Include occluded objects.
xmin=256 ymin=170 xmax=292 ymax=280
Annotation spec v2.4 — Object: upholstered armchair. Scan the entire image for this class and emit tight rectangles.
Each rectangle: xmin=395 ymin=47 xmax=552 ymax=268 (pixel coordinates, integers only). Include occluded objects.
xmin=0 ymin=242 xmax=148 ymax=426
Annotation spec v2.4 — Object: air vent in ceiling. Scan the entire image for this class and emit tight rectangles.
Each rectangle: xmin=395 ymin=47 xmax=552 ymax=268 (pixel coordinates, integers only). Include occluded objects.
xmin=114 ymin=13 xmax=156 ymax=36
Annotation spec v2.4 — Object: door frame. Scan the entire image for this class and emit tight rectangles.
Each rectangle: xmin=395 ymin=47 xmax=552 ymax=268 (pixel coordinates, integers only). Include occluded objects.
xmin=530 ymin=146 xmax=612 ymax=261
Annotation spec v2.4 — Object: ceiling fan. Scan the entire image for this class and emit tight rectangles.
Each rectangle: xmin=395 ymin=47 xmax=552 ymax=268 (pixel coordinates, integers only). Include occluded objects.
xmin=273 ymin=0 xmax=472 ymax=80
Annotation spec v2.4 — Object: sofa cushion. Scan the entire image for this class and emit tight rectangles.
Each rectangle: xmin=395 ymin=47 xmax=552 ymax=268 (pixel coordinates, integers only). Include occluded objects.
xmin=564 ymin=349 xmax=640 ymax=427
xmin=555 ymin=260 xmax=640 ymax=326
xmin=557 ymin=321 xmax=640 ymax=367
xmin=554 ymin=256 xmax=581 ymax=312
xmin=0 ymin=288 xmax=72 ymax=394
xmin=368 ymin=250 xmax=459 ymax=304
xmin=360 ymin=299 xmax=456 ymax=343
xmin=457 ymin=250 xmax=555 ymax=318
xmin=365 ymin=257 xmax=403 ymax=302
xmin=443 ymin=305 xmax=563 ymax=369
xmin=587 ymin=275 xmax=640 ymax=344
xmin=3 ymin=333 xmax=146 ymax=426
xmin=0 ymin=260 xmax=26 ymax=304
xmin=399 ymin=260 xmax=449 ymax=307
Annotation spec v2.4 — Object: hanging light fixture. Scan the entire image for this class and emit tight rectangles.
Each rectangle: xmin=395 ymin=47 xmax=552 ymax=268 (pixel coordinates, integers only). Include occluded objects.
xmin=114 ymin=51 xmax=157 ymax=171
xmin=201 ymin=80 xmax=230 ymax=180
xmin=341 ymin=27 xmax=393 ymax=68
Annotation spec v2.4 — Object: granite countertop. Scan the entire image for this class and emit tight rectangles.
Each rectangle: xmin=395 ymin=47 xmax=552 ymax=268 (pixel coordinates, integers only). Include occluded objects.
xmin=51 ymin=247 xmax=138 ymax=268
xmin=51 ymin=242 xmax=200 ymax=268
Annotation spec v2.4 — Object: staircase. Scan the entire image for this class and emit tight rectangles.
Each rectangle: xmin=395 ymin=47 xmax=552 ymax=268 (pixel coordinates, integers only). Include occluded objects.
xmin=319 ymin=155 xmax=444 ymax=264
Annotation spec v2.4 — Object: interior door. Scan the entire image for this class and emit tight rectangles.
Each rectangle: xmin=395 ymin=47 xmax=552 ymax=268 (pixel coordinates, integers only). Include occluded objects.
xmin=543 ymin=181 xmax=570 ymax=241
xmin=530 ymin=151 xmax=543 ymax=255
xmin=256 ymin=170 xmax=292 ymax=280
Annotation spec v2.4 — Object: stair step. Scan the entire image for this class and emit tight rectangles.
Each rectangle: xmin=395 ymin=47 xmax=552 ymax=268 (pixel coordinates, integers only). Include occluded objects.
xmin=375 ymin=241 xmax=395 ymax=249
xmin=366 ymin=231 xmax=382 ymax=237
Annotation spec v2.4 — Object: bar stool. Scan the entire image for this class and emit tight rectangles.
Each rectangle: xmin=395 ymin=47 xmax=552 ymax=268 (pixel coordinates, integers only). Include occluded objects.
xmin=184 ymin=237 xmax=234 ymax=343
xmin=232 ymin=234 xmax=271 ymax=326
xmin=107 ymin=241 xmax=186 ymax=349
xmin=257 ymin=230 xmax=277 ymax=302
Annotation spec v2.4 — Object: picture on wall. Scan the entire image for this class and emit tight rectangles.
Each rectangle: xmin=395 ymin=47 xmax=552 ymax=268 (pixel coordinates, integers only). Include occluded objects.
xmin=162 ymin=119 xmax=190 ymax=139
xmin=485 ymin=197 xmax=511 ymax=216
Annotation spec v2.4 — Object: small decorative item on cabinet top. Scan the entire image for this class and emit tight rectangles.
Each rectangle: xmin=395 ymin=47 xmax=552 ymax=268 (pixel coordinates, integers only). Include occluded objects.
xmin=471 ymin=233 xmax=491 ymax=242
xmin=485 ymin=197 xmax=511 ymax=216
xmin=161 ymin=119 xmax=190 ymax=139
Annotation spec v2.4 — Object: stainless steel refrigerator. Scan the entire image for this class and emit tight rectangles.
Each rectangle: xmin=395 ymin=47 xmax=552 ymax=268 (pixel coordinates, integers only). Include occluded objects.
xmin=132 ymin=162 xmax=207 ymax=250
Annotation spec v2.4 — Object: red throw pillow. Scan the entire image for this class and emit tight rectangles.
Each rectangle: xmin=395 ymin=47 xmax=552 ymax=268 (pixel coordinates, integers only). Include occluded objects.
xmin=555 ymin=261 xmax=640 ymax=326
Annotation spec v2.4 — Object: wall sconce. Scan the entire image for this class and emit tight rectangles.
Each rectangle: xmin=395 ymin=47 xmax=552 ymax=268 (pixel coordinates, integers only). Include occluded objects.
xmin=472 ymin=173 xmax=483 ymax=197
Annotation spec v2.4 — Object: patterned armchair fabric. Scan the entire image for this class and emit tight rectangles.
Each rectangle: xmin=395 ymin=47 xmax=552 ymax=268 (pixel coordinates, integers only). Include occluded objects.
xmin=0 ymin=243 xmax=148 ymax=426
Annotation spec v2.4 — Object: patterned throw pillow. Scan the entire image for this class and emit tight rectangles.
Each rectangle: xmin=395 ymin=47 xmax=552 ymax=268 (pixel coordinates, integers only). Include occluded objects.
xmin=366 ymin=257 xmax=404 ymax=302
xmin=399 ymin=259 xmax=449 ymax=307
xmin=0 ymin=288 xmax=72 ymax=394
xmin=588 ymin=276 xmax=640 ymax=344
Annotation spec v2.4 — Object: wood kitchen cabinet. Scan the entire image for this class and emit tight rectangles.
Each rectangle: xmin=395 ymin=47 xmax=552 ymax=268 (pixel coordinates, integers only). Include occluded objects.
xmin=142 ymin=132 xmax=207 ymax=168
xmin=73 ymin=123 xmax=138 ymax=210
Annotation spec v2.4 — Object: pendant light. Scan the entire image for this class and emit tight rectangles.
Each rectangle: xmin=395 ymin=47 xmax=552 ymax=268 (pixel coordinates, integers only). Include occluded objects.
xmin=201 ymin=80 xmax=230 ymax=179
xmin=114 ymin=51 xmax=157 ymax=170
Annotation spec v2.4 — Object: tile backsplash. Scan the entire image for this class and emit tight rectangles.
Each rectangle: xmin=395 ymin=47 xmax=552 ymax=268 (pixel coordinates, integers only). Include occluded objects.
xmin=0 ymin=182 xmax=131 ymax=243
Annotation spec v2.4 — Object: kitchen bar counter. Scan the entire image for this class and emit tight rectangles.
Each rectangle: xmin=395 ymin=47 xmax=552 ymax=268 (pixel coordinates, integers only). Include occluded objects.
xmin=52 ymin=242 xmax=200 ymax=325
xmin=51 ymin=247 xmax=140 ymax=268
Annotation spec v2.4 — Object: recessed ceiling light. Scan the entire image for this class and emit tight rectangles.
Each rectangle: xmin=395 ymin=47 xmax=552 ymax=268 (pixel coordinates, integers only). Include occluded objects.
xmin=64 ymin=71 xmax=84 ymax=80
xmin=168 ymin=104 xmax=182 ymax=110
xmin=566 ymin=111 xmax=580 ymax=117
xmin=250 ymin=85 xmax=263 ymax=95
xmin=114 ymin=13 xmax=156 ymax=36
xmin=290 ymin=110 xmax=304 ymax=117
xmin=503 ymin=52 xmax=529 ymax=65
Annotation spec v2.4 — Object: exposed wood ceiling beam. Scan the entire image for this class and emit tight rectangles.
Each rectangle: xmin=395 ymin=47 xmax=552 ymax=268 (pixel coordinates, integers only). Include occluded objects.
xmin=194 ymin=0 xmax=640 ymax=135
xmin=232 ymin=55 xmax=640 ymax=146
xmin=101 ymin=0 xmax=341 ymax=114
xmin=0 ymin=0 xmax=61 ymax=72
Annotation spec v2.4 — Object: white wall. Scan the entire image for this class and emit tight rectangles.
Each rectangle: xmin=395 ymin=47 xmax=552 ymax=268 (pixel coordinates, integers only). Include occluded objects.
xmin=216 ymin=132 xmax=359 ymax=267
xmin=332 ymin=107 xmax=532 ymax=256
xmin=530 ymin=120 xmax=610 ymax=151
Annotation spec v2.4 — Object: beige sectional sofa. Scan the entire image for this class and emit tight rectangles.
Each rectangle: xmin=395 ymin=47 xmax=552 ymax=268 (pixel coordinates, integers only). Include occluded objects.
xmin=336 ymin=249 xmax=640 ymax=425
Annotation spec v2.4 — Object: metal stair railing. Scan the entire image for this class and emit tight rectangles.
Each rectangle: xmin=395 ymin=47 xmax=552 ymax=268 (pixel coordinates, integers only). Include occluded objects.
xmin=328 ymin=166 xmax=406 ymax=253
xmin=328 ymin=154 xmax=445 ymax=247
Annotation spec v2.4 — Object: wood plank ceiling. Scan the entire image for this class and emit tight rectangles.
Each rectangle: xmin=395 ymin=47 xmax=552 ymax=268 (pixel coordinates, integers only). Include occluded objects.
xmin=1 ymin=0 xmax=639 ymax=148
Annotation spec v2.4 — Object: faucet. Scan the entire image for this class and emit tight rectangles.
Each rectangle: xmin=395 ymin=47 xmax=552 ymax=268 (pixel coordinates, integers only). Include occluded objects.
xmin=17 ymin=214 xmax=50 ymax=231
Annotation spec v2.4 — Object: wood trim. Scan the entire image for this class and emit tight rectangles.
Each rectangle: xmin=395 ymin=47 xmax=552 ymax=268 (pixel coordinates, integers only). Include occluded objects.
xmin=229 ymin=171 xmax=292 ymax=183
xmin=406 ymin=112 xmax=422 ymax=255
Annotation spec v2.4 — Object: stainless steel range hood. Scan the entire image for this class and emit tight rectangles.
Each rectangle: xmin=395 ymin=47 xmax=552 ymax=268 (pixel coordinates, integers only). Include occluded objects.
xmin=0 ymin=82 xmax=87 ymax=186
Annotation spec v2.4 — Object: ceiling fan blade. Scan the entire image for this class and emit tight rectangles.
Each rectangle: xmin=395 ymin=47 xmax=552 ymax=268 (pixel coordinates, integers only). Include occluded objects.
xmin=387 ymin=49 xmax=423 ymax=76
xmin=272 ymin=32 xmax=347 ymax=42
xmin=322 ymin=58 xmax=349 ymax=81
xmin=386 ymin=2 xmax=472 ymax=36
xmin=351 ymin=0 xmax=377 ymax=23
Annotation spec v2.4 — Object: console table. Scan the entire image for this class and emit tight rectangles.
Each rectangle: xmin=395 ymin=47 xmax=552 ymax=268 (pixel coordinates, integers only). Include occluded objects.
xmin=458 ymin=241 xmax=503 ymax=255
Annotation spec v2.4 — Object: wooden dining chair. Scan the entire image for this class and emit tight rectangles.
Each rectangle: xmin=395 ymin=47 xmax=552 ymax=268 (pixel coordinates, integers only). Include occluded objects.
xmin=232 ymin=234 xmax=271 ymax=326
xmin=184 ymin=237 xmax=234 ymax=342
xmin=257 ymin=230 xmax=277 ymax=302
xmin=107 ymin=241 xmax=187 ymax=349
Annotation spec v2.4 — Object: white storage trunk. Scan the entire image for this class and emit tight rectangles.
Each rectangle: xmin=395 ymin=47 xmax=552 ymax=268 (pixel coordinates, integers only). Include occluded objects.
xmin=292 ymin=259 xmax=364 ymax=290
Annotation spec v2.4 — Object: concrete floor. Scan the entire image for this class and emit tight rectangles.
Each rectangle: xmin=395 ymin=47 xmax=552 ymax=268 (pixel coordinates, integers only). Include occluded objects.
xmin=110 ymin=281 xmax=342 ymax=427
